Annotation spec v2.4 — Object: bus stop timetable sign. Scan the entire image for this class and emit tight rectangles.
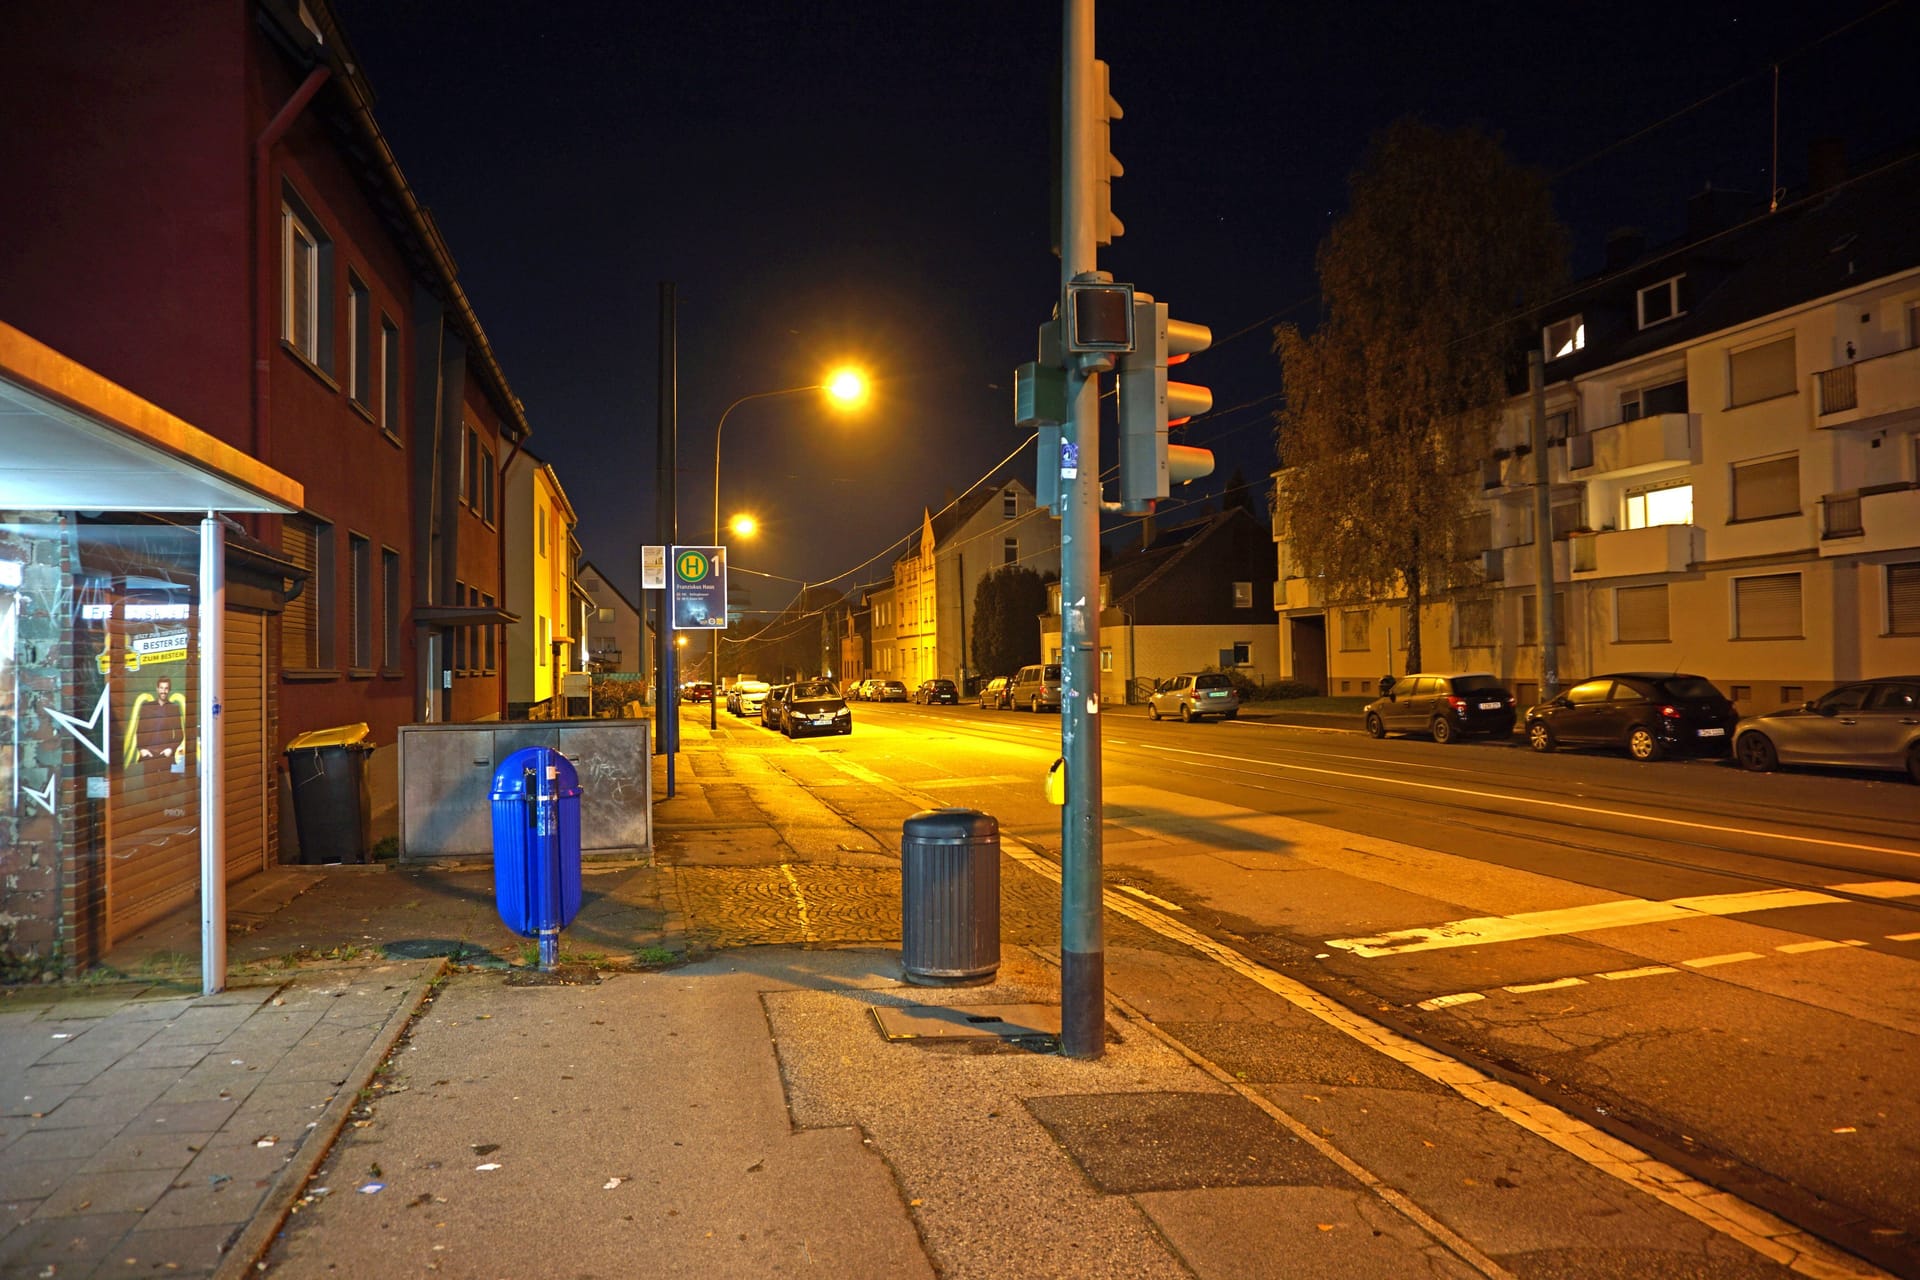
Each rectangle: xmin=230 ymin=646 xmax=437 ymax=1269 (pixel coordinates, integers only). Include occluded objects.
xmin=670 ymin=546 xmax=726 ymax=630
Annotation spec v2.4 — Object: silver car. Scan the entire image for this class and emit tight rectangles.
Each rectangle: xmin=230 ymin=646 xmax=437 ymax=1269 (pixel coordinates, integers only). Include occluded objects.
xmin=1733 ymin=678 xmax=1920 ymax=783
xmin=1147 ymin=672 xmax=1241 ymax=723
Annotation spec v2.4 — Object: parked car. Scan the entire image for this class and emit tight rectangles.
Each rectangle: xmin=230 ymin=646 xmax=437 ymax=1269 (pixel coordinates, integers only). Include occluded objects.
xmin=1365 ymin=672 xmax=1515 ymax=743
xmin=760 ymin=684 xmax=790 ymax=729
xmin=682 ymin=681 xmax=713 ymax=704
xmin=979 ymin=676 xmax=1011 ymax=709
xmin=1147 ymin=673 xmax=1240 ymax=723
xmin=730 ymin=680 xmax=770 ymax=717
xmin=913 ymin=678 xmax=959 ymax=705
xmin=1524 ymin=672 xmax=1736 ymax=760
xmin=781 ymin=678 xmax=851 ymax=738
xmin=1733 ymin=678 xmax=1920 ymax=783
xmin=874 ymin=680 xmax=909 ymax=703
xmin=1009 ymin=663 xmax=1062 ymax=712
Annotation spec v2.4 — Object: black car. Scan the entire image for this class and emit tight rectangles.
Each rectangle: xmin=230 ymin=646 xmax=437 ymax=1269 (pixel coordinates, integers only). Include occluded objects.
xmin=1364 ymin=672 xmax=1515 ymax=743
xmin=782 ymin=679 xmax=851 ymax=738
xmin=913 ymin=678 xmax=958 ymax=705
xmin=1525 ymin=672 xmax=1736 ymax=760
xmin=760 ymin=684 xmax=790 ymax=729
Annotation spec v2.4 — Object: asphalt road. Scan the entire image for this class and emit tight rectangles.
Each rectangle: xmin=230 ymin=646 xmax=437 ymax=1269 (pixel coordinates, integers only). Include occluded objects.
xmin=714 ymin=697 xmax=1920 ymax=1273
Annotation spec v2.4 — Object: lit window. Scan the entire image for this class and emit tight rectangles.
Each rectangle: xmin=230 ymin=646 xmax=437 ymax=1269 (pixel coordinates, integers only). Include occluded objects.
xmin=1544 ymin=316 xmax=1584 ymax=361
xmin=1624 ymin=480 xmax=1692 ymax=529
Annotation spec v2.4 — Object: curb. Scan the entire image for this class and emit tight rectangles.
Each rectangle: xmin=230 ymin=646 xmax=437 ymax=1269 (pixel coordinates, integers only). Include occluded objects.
xmin=215 ymin=958 xmax=449 ymax=1279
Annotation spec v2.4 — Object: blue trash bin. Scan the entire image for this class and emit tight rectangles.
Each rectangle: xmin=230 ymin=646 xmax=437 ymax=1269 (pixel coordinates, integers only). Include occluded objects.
xmin=489 ymin=746 xmax=583 ymax=969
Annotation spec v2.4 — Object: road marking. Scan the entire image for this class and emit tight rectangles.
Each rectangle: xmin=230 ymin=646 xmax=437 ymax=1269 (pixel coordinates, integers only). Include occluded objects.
xmin=1417 ymin=992 xmax=1487 ymax=1010
xmin=1598 ymin=965 xmax=1678 ymax=980
xmin=1829 ymin=880 xmax=1920 ymax=899
xmin=1131 ymin=740 xmax=1920 ymax=860
xmin=1326 ymin=887 xmax=1843 ymax=957
xmin=1683 ymin=952 xmax=1766 ymax=968
xmin=1503 ymin=977 xmax=1586 ymax=994
xmin=1776 ymin=939 xmax=1867 ymax=954
xmin=1114 ymin=884 xmax=1184 ymax=911
xmin=1889 ymin=932 xmax=1920 ymax=942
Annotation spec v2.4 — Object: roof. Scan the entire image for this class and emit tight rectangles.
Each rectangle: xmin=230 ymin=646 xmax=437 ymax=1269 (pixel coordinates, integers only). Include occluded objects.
xmin=925 ymin=477 xmax=1029 ymax=550
xmin=1107 ymin=509 xmax=1257 ymax=606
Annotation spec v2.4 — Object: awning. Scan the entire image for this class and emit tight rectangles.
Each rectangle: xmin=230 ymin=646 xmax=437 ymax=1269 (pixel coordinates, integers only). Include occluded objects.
xmin=413 ymin=604 xmax=521 ymax=627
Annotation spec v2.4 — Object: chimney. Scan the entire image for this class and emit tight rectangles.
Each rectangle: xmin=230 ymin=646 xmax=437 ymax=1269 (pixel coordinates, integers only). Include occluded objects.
xmin=1809 ymin=137 xmax=1847 ymax=195
xmin=1604 ymin=227 xmax=1645 ymax=272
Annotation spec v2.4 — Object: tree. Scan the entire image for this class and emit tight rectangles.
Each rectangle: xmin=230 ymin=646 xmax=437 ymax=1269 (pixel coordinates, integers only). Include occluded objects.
xmin=1273 ymin=119 xmax=1565 ymax=675
xmin=971 ymin=566 xmax=1047 ymax=678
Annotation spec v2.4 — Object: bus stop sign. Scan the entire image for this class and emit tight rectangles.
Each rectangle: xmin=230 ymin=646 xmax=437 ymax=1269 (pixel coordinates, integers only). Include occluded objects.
xmin=670 ymin=545 xmax=726 ymax=630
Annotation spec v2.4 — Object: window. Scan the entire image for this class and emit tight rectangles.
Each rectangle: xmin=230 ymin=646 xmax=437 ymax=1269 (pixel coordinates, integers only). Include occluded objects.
xmin=482 ymin=592 xmax=497 ymax=671
xmin=1100 ymin=647 xmax=1113 ymax=672
xmin=1232 ymin=581 xmax=1253 ymax=608
xmin=1637 ymin=275 xmax=1684 ymax=329
xmin=281 ymin=198 xmax=333 ymax=371
xmin=381 ymin=548 xmax=401 ymax=670
xmin=538 ymin=505 xmax=548 ymax=558
xmin=1339 ymin=609 xmax=1370 ymax=651
xmin=1232 ymin=641 xmax=1251 ymax=666
xmin=1003 ymin=488 xmax=1017 ymax=519
xmin=1620 ymin=379 xmax=1687 ymax=421
xmin=1728 ymin=335 xmax=1796 ymax=407
xmin=1780 ymin=685 xmax=1804 ymax=705
xmin=282 ymin=515 xmax=335 ymax=669
xmin=1003 ymin=536 xmax=1018 ymax=566
xmin=1521 ymin=591 xmax=1567 ymax=645
xmin=1624 ymin=479 xmax=1693 ymax=529
xmin=1615 ymin=584 xmax=1669 ymax=642
xmin=1734 ymin=572 xmax=1801 ymax=639
xmin=1888 ymin=562 xmax=1920 ymax=635
xmin=1544 ymin=315 xmax=1585 ymax=361
xmin=380 ymin=317 xmax=402 ymax=439
xmin=347 ymin=275 xmax=371 ymax=406
xmin=539 ymin=615 xmax=550 ymax=666
xmin=480 ymin=448 xmax=496 ymax=524
xmin=349 ymin=533 xmax=372 ymax=669
xmin=1731 ymin=454 xmax=1800 ymax=522
xmin=1454 ymin=597 xmax=1494 ymax=647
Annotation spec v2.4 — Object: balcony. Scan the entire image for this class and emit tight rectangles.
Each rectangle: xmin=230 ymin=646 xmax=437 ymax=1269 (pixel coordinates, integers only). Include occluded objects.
xmin=1818 ymin=482 xmax=1920 ymax=557
xmin=1490 ymin=538 xmax=1570 ymax=588
xmin=1816 ymin=345 xmax=1920 ymax=429
xmin=1568 ymin=523 xmax=1703 ymax=579
xmin=1566 ymin=412 xmax=1697 ymax=480
xmin=1282 ymin=577 xmax=1327 ymax=611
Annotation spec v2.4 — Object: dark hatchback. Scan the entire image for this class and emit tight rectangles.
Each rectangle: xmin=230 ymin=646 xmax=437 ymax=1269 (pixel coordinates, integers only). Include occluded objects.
xmin=1364 ymin=672 xmax=1515 ymax=743
xmin=913 ymin=679 xmax=959 ymax=705
xmin=782 ymin=679 xmax=851 ymax=738
xmin=1525 ymin=672 xmax=1736 ymax=761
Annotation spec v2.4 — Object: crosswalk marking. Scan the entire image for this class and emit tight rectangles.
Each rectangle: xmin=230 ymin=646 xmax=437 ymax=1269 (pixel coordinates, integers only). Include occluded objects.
xmin=1598 ymin=965 xmax=1677 ymax=980
xmin=1775 ymin=938 xmax=1866 ymax=954
xmin=1682 ymin=952 xmax=1765 ymax=968
xmin=1502 ymin=977 xmax=1585 ymax=994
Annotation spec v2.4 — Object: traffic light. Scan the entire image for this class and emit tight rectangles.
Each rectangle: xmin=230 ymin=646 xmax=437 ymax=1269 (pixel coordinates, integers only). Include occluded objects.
xmin=1092 ymin=58 xmax=1123 ymax=248
xmin=1117 ymin=295 xmax=1213 ymax=513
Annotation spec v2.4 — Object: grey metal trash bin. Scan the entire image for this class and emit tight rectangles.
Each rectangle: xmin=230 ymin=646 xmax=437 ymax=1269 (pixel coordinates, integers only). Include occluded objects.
xmin=285 ymin=723 xmax=373 ymax=864
xmin=900 ymin=808 xmax=999 ymax=985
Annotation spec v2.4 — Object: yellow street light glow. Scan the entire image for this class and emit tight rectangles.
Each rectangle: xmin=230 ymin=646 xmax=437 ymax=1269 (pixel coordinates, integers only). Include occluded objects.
xmin=824 ymin=366 xmax=868 ymax=408
xmin=728 ymin=513 xmax=758 ymax=538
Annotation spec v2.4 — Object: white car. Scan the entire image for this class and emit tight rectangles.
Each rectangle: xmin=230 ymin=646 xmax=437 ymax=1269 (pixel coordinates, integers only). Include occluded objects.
xmin=729 ymin=680 xmax=770 ymax=717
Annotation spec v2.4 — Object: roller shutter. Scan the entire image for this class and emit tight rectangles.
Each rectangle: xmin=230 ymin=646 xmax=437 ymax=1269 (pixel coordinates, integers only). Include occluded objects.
xmin=224 ymin=610 xmax=268 ymax=882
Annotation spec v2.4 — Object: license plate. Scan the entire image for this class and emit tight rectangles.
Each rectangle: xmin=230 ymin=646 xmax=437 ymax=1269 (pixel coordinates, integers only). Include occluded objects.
xmin=1478 ymin=701 xmax=1502 ymax=710
xmin=1698 ymin=727 xmax=1725 ymax=737
xmin=1209 ymin=691 xmax=1227 ymax=698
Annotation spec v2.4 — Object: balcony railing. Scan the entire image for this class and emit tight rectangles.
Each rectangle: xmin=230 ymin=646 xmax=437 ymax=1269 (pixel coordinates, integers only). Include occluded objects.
xmin=1817 ymin=366 xmax=1858 ymax=415
xmin=1568 ymin=432 xmax=1593 ymax=470
xmin=1566 ymin=412 xmax=1695 ymax=478
xmin=1821 ymin=493 xmax=1863 ymax=539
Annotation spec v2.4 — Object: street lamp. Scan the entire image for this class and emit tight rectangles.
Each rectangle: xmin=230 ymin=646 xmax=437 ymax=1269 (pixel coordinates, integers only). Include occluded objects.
xmin=709 ymin=367 xmax=869 ymax=727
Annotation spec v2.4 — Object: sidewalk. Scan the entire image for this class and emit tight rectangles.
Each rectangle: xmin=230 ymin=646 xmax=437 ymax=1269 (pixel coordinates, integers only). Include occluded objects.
xmin=0 ymin=719 xmax=1882 ymax=1279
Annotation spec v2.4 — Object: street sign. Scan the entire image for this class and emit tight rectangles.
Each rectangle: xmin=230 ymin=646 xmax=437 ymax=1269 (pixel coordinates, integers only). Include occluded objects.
xmin=641 ymin=545 xmax=666 ymax=589
xmin=670 ymin=545 xmax=726 ymax=630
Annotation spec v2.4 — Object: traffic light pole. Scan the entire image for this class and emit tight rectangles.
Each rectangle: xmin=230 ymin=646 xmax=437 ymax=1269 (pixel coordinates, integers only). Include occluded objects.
xmin=1058 ymin=0 xmax=1105 ymax=1059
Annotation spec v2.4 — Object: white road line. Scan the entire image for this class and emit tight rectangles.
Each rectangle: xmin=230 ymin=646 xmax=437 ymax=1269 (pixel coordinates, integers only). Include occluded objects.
xmin=1503 ymin=977 xmax=1586 ymax=994
xmin=1776 ymin=939 xmax=1867 ymax=954
xmin=1683 ymin=952 xmax=1766 ymax=968
xmin=1131 ymin=740 xmax=1920 ymax=860
xmin=1598 ymin=965 xmax=1679 ymax=980
xmin=1417 ymin=991 xmax=1487 ymax=1010
xmin=1889 ymin=932 xmax=1920 ymax=942
xmin=1829 ymin=880 xmax=1920 ymax=898
xmin=1327 ymin=887 xmax=1843 ymax=957
xmin=1114 ymin=884 xmax=1184 ymax=911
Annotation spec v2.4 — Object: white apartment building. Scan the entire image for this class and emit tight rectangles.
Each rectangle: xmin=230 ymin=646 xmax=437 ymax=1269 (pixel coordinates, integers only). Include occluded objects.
xmin=1276 ymin=155 xmax=1920 ymax=711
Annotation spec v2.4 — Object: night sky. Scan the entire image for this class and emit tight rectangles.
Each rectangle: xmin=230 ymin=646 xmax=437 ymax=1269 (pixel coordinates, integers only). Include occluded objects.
xmin=329 ymin=0 xmax=1916 ymax=611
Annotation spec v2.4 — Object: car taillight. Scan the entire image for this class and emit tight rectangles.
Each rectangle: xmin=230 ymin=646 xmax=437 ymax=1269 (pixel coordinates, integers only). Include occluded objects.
xmin=1447 ymin=695 xmax=1467 ymax=713
xmin=1659 ymin=704 xmax=1681 ymax=719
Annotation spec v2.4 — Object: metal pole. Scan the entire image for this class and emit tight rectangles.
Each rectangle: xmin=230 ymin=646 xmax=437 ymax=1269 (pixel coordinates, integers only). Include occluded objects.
xmin=658 ymin=283 xmax=678 ymax=794
xmin=1529 ymin=351 xmax=1560 ymax=701
xmin=198 ymin=513 xmax=227 ymax=995
xmin=1059 ymin=0 xmax=1105 ymax=1059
